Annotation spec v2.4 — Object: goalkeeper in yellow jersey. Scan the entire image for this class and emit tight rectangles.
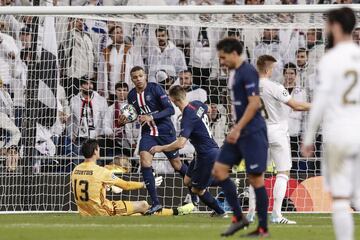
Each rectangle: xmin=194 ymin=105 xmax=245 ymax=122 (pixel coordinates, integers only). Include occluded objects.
xmin=71 ymin=139 xmax=194 ymax=216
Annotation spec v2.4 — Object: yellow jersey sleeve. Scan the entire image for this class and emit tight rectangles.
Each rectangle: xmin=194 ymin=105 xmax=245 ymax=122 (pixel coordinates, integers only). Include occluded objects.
xmin=101 ymin=168 xmax=144 ymax=191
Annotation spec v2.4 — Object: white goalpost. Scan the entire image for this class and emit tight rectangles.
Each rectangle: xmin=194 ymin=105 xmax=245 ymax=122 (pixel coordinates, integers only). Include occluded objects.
xmin=0 ymin=5 xmax=359 ymax=214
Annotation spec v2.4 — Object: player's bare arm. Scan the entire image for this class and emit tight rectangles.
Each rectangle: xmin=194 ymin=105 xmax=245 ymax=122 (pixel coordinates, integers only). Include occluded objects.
xmin=286 ymin=99 xmax=311 ymax=111
xmin=149 ymin=137 xmax=187 ymax=154
xmin=227 ymin=95 xmax=261 ymax=144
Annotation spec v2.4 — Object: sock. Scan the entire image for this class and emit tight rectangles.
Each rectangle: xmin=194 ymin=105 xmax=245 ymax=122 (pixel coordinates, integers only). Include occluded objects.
xmin=219 ymin=177 xmax=243 ymax=221
xmin=141 ymin=167 xmax=160 ymax=206
xmin=254 ymin=186 xmax=268 ymax=230
xmin=176 ymin=164 xmax=199 ymax=205
xmin=332 ymin=200 xmax=353 ymax=240
xmin=177 ymin=164 xmax=188 ymax=178
xmin=248 ymin=185 xmax=256 ymax=215
xmin=199 ymin=191 xmax=225 ymax=214
xmin=272 ymin=174 xmax=288 ymax=218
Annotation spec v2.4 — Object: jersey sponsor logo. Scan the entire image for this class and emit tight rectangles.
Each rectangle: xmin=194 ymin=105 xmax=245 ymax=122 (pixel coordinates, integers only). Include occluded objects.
xmin=249 ymin=164 xmax=259 ymax=170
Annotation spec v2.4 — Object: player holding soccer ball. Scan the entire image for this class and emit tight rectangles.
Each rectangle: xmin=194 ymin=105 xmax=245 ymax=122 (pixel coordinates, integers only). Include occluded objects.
xmin=118 ymin=66 xmax=194 ymax=214
xmin=71 ymin=139 xmax=194 ymax=216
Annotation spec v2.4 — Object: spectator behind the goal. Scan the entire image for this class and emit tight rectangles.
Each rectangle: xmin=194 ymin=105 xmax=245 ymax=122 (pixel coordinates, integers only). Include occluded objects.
xmin=0 ymin=20 xmax=20 ymax=93
xmin=188 ymin=2 xmax=220 ymax=91
xmin=68 ymin=77 xmax=107 ymax=156
xmin=104 ymin=82 xmax=139 ymax=157
xmin=102 ymin=25 xmax=143 ymax=104
xmin=252 ymin=28 xmax=283 ymax=82
xmin=352 ymin=27 xmax=360 ymax=45
xmin=147 ymin=26 xmax=187 ymax=83
xmin=176 ymin=70 xmax=207 ymax=103
xmin=59 ymin=18 xmax=95 ymax=99
xmin=305 ymin=28 xmax=325 ymax=75
xmin=0 ymin=77 xmax=20 ymax=172
xmin=208 ymin=103 xmax=228 ymax=147
xmin=282 ymin=62 xmax=307 ymax=158
xmin=295 ymin=47 xmax=316 ymax=100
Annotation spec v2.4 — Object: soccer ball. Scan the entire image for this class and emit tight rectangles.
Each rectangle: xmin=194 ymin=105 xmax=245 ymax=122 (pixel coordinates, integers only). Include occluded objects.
xmin=120 ymin=103 xmax=138 ymax=123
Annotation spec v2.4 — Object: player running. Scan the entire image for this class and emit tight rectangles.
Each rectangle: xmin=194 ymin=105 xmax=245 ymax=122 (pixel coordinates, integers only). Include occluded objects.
xmin=302 ymin=7 xmax=359 ymax=240
xmin=149 ymin=85 xmax=226 ymax=217
xmin=71 ymin=139 xmax=194 ymax=216
xmin=213 ymin=38 xmax=269 ymax=237
xmin=119 ymin=66 xmax=194 ymax=214
xmin=247 ymin=55 xmax=311 ymax=225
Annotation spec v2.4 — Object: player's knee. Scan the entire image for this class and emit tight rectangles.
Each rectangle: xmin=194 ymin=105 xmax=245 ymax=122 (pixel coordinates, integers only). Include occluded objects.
xmin=169 ymin=158 xmax=182 ymax=171
xmin=140 ymin=152 xmax=152 ymax=167
xmin=141 ymin=201 xmax=150 ymax=212
xmin=191 ymin=187 xmax=204 ymax=195
xmin=184 ymin=176 xmax=191 ymax=187
xmin=248 ymin=173 xmax=264 ymax=188
xmin=212 ymin=165 xmax=229 ymax=181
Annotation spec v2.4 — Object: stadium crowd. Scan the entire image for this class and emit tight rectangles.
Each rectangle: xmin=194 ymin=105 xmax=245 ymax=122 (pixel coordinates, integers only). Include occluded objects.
xmin=0 ymin=0 xmax=359 ymax=173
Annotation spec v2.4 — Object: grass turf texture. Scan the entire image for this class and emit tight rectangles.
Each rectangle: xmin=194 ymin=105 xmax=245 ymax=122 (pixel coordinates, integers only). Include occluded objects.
xmin=0 ymin=213 xmax=359 ymax=240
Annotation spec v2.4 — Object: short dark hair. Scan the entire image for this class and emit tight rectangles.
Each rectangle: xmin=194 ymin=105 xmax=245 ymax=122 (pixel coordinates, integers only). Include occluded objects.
xmin=109 ymin=25 xmax=122 ymax=36
xmin=115 ymin=82 xmax=129 ymax=91
xmin=327 ymin=7 xmax=356 ymax=34
xmin=283 ymin=62 xmax=297 ymax=75
xmin=81 ymin=139 xmax=99 ymax=158
xmin=155 ymin=25 xmax=169 ymax=36
xmin=296 ymin=48 xmax=309 ymax=56
xmin=178 ymin=69 xmax=192 ymax=76
xmin=256 ymin=55 xmax=277 ymax=73
xmin=168 ymin=85 xmax=186 ymax=102
xmin=216 ymin=38 xmax=243 ymax=55
xmin=79 ymin=75 xmax=90 ymax=86
xmin=130 ymin=66 xmax=145 ymax=75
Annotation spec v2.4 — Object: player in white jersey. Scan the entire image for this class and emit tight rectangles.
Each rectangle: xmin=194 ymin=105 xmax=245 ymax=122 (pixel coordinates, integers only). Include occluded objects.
xmin=247 ymin=55 xmax=311 ymax=224
xmin=302 ymin=7 xmax=359 ymax=240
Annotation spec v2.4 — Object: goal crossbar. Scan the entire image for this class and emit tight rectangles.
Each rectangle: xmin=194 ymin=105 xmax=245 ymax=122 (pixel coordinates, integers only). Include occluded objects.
xmin=0 ymin=4 xmax=359 ymax=15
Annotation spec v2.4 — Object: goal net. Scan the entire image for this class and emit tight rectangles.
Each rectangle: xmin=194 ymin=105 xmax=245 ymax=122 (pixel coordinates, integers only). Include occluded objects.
xmin=1 ymin=5 xmax=358 ymax=213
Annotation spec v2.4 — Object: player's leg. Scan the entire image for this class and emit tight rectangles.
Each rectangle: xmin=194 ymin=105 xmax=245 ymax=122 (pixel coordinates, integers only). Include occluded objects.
xmin=270 ymin=137 xmax=295 ymax=224
xmin=139 ymin=135 xmax=162 ymax=214
xmin=189 ymin=152 xmax=226 ymax=216
xmin=325 ymin=143 xmax=355 ymax=240
xmin=161 ymin=135 xmax=199 ymax=206
xmin=113 ymin=200 xmax=149 ymax=216
xmin=213 ymin=142 xmax=248 ymax=237
xmin=242 ymin=129 xmax=269 ymax=237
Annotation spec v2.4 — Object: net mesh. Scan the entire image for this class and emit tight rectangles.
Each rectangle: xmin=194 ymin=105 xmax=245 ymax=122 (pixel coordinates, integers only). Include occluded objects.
xmin=1 ymin=9 xmax=358 ymax=213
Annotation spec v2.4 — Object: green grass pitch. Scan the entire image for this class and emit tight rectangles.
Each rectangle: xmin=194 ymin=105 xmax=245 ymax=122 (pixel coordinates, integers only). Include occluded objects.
xmin=0 ymin=213 xmax=359 ymax=240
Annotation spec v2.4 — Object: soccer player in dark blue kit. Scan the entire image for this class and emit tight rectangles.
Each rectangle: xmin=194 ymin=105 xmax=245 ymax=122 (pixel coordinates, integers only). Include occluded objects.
xmin=119 ymin=66 xmax=192 ymax=214
xmin=150 ymin=85 xmax=226 ymax=217
xmin=212 ymin=38 xmax=270 ymax=237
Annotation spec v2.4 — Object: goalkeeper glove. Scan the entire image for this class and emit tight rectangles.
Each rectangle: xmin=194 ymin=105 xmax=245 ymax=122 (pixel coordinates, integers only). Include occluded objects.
xmin=155 ymin=176 xmax=163 ymax=187
xmin=105 ymin=185 xmax=123 ymax=194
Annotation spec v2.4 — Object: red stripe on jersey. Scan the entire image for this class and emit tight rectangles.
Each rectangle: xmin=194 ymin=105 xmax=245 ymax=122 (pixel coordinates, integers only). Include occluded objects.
xmin=187 ymin=103 xmax=196 ymax=110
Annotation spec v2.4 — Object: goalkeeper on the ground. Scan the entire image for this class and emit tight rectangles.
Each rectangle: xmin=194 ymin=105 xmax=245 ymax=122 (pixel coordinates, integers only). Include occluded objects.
xmin=71 ymin=139 xmax=194 ymax=216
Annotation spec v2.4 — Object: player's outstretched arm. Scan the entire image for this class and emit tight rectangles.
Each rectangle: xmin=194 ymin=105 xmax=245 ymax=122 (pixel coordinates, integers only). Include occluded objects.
xmin=149 ymin=137 xmax=187 ymax=154
xmin=286 ymin=99 xmax=311 ymax=111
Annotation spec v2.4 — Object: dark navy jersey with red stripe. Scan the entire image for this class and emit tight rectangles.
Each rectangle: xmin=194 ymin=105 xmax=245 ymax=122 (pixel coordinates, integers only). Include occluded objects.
xmin=128 ymin=82 xmax=176 ymax=137
xmin=180 ymin=101 xmax=218 ymax=154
